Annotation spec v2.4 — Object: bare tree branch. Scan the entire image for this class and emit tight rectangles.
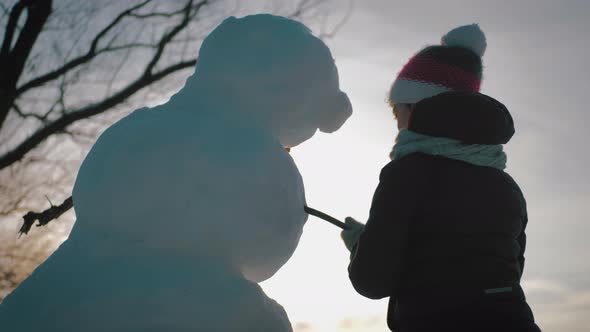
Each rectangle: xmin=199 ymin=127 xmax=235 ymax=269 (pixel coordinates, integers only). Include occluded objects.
xmin=288 ymin=0 xmax=318 ymax=18
xmin=0 ymin=0 xmax=52 ymax=129
xmin=127 ymin=4 xmax=192 ymax=19
xmin=318 ymin=0 xmax=354 ymax=39
xmin=0 ymin=59 xmax=196 ymax=170
xmin=144 ymin=0 xmax=204 ymax=75
xmin=2 ymin=0 xmax=213 ymax=170
xmin=0 ymin=2 xmax=10 ymax=17
xmin=12 ymin=101 xmax=48 ymax=122
xmin=14 ymin=1 xmax=152 ymax=96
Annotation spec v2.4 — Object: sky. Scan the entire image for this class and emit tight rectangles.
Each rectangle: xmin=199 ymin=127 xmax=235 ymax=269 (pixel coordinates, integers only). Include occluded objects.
xmin=258 ymin=0 xmax=590 ymax=331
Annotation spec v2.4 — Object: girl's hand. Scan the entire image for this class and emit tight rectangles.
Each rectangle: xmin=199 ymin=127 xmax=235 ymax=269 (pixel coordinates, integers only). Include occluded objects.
xmin=340 ymin=217 xmax=365 ymax=252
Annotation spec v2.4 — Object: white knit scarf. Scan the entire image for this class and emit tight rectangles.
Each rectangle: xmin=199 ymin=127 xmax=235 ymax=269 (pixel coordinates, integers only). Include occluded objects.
xmin=390 ymin=130 xmax=507 ymax=170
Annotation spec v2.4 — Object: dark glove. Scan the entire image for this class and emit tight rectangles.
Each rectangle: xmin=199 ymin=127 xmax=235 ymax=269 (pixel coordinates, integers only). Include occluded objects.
xmin=340 ymin=217 xmax=365 ymax=251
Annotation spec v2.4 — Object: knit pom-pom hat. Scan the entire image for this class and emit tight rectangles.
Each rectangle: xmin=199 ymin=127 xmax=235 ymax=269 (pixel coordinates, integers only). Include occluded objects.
xmin=389 ymin=24 xmax=487 ymax=104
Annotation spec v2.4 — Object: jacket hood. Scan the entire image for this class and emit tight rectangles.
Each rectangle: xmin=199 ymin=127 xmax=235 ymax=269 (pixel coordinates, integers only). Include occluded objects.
xmin=408 ymin=91 xmax=514 ymax=144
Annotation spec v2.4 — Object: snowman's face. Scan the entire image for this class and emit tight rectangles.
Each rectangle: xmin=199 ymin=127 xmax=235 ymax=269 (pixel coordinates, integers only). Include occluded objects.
xmin=180 ymin=57 xmax=351 ymax=149
xmin=187 ymin=14 xmax=353 ymax=148
xmin=256 ymin=62 xmax=352 ymax=147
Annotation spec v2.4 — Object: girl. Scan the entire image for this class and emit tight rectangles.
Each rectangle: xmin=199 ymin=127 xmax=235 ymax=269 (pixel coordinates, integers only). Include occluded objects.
xmin=341 ymin=24 xmax=542 ymax=332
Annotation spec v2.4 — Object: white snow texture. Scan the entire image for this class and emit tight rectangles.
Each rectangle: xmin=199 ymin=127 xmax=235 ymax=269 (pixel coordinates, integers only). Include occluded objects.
xmin=0 ymin=14 xmax=351 ymax=331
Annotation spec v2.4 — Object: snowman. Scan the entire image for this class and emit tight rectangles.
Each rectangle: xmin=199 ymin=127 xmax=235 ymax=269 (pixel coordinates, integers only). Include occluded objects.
xmin=0 ymin=14 xmax=351 ymax=331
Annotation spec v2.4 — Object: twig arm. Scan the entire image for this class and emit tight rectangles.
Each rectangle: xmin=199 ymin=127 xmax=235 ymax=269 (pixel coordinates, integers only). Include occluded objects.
xmin=304 ymin=205 xmax=350 ymax=230
xmin=20 ymin=196 xmax=73 ymax=236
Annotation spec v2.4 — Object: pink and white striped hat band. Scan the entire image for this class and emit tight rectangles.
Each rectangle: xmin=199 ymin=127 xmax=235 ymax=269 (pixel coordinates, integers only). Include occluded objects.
xmin=389 ymin=24 xmax=487 ymax=104
xmin=390 ymin=55 xmax=481 ymax=104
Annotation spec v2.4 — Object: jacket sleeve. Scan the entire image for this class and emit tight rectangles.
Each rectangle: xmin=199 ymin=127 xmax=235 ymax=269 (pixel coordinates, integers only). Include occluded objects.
xmin=517 ymin=192 xmax=528 ymax=279
xmin=508 ymin=175 xmax=528 ymax=280
xmin=348 ymin=155 xmax=430 ymax=300
xmin=517 ymin=220 xmax=526 ymax=279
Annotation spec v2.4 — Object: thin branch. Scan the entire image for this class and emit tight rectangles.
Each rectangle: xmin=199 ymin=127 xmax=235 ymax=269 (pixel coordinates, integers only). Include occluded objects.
xmin=62 ymin=127 xmax=97 ymax=146
xmin=127 ymin=5 xmax=191 ymax=19
xmin=144 ymin=0 xmax=207 ymax=75
xmin=15 ymin=0 xmax=152 ymax=95
xmin=12 ymin=101 xmax=48 ymax=122
xmin=105 ymin=42 xmax=141 ymax=98
xmin=288 ymin=0 xmax=315 ymax=19
xmin=19 ymin=196 xmax=72 ymax=235
xmin=55 ymin=73 xmax=67 ymax=115
xmin=59 ymin=14 xmax=91 ymax=62
xmin=0 ymin=2 xmax=9 ymax=15
xmin=318 ymin=0 xmax=354 ymax=39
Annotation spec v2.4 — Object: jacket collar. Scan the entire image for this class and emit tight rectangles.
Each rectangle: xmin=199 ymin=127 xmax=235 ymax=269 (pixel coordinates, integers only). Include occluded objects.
xmin=408 ymin=91 xmax=514 ymax=145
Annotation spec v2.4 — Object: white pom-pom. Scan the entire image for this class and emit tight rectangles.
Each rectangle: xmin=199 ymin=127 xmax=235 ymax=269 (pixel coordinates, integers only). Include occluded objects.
xmin=441 ymin=23 xmax=487 ymax=57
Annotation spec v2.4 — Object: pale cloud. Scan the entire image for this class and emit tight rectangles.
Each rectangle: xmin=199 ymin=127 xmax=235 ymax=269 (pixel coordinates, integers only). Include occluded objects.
xmin=523 ymin=279 xmax=590 ymax=331
xmin=293 ymin=315 xmax=388 ymax=332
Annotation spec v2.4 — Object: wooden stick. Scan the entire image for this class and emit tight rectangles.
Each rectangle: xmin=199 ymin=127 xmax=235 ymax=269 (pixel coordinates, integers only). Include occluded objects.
xmin=304 ymin=206 xmax=350 ymax=230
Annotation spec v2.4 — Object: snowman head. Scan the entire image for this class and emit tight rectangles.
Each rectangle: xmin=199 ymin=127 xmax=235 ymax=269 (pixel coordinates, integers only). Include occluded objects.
xmin=183 ymin=14 xmax=352 ymax=147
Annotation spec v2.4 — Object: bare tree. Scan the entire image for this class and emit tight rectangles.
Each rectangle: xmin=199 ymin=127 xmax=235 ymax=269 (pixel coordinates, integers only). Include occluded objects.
xmin=0 ymin=0 xmax=351 ymax=301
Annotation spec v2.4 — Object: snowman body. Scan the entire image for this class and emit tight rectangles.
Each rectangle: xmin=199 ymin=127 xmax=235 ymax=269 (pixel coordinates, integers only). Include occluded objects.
xmin=0 ymin=230 xmax=293 ymax=332
xmin=0 ymin=102 xmax=304 ymax=332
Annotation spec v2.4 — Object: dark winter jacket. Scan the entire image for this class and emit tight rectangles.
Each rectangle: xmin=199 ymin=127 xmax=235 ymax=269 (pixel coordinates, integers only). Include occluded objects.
xmin=348 ymin=92 xmax=537 ymax=331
